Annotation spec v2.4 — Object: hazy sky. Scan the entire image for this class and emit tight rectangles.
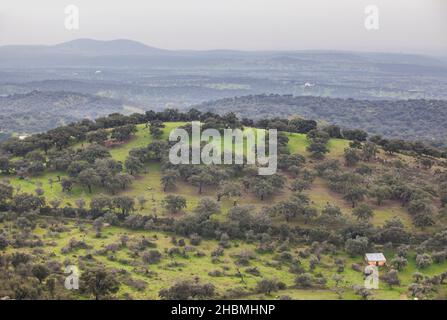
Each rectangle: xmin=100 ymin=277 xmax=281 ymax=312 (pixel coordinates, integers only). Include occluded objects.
xmin=0 ymin=0 xmax=446 ymax=55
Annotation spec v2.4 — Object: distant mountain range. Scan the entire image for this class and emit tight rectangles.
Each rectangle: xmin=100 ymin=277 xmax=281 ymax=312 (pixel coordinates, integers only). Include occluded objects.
xmin=52 ymin=39 xmax=167 ymax=55
xmin=1 ymin=38 xmax=446 ymax=70
xmin=0 ymin=39 xmax=167 ymax=56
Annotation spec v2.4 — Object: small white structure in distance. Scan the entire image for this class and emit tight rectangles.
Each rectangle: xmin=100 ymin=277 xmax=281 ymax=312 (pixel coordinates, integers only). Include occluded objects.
xmin=303 ymin=82 xmax=315 ymax=88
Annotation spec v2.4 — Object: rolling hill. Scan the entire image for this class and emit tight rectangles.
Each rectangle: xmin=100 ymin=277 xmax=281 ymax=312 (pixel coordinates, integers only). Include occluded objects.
xmin=0 ymin=110 xmax=446 ymax=300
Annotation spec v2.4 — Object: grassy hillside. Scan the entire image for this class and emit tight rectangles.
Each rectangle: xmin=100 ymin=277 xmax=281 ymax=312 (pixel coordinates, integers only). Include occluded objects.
xmin=1 ymin=124 xmax=394 ymax=224
xmin=1 ymin=117 xmax=446 ymax=300
xmin=3 ymin=220 xmax=447 ymax=300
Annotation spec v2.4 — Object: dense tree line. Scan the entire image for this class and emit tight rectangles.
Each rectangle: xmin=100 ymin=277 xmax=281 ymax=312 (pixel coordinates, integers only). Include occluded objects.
xmin=194 ymin=94 xmax=447 ymax=149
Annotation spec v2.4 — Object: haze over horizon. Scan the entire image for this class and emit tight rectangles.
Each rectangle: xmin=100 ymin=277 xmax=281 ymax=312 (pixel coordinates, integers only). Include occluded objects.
xmin=0 ymin=0 xmax=446 ymax=56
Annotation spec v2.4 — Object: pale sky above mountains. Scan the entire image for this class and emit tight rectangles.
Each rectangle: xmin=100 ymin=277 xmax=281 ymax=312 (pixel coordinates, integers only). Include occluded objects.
xmin=0 ymin=0 xmax=446 ymax=55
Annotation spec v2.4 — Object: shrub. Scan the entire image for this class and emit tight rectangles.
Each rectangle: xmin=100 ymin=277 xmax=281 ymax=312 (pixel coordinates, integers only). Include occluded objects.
xmin=159 ymin=281 xmax=215 ymax=300
xmin=432 ymin=251 xmax=446 ymax=264
xmin=245 ymin=267 xmax=261 ymax=276
xmin=255 ymin=279 xmax=280 ymax=295
xmin=391 ymin=256 xmax=408 ymax=271
xmin=189 ymin=233 xmax=202 ymax=246
xmin=234 ymin=250 xmax=255 ymax=266
xmin=208 ymin=270 xmax=223 ymax=277
xmin=295 ymin=273 xmax=313 ymax=288
xmin=167 ymin=247 xmax=182 ymax=257
xmin=416 ymin=253 xmax=433 ymax=269
xmin=380 ymin=269 xmax=401 ymax=288
xmin=142 ymin=250 xmax=162 ymax=264
xmin=345 ymin=236 xmax=368 ymax=256
xmin=0 ymin=235 xmax=8 ymax=250
xmin=211 ymin=246 xmax=224 ymax=257
xmin=351 ymin=263 xmax=363 ymax=272
xmin=396 ymin=245 xmax=409 ymax=258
